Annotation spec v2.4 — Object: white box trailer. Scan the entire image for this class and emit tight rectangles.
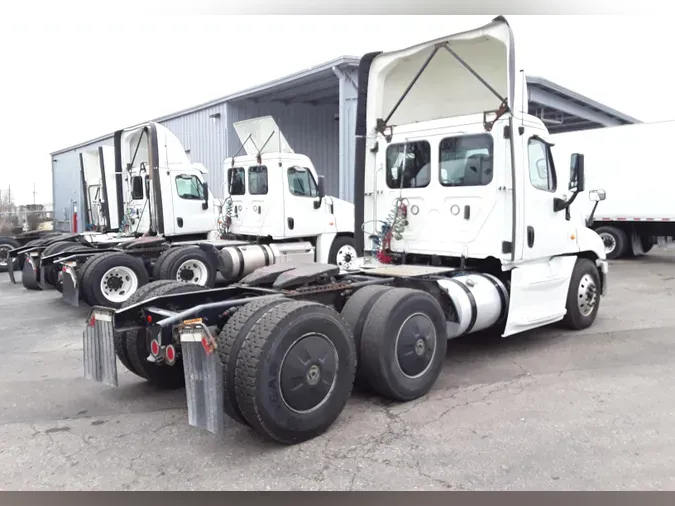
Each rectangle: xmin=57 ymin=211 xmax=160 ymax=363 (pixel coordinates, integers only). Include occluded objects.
xmin=551 ymin=120 xmax=675 ymax=259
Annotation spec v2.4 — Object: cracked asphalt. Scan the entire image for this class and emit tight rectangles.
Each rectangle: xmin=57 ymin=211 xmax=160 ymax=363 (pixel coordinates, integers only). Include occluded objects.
xmin=2 ymin=249 xmax=675 ymax=490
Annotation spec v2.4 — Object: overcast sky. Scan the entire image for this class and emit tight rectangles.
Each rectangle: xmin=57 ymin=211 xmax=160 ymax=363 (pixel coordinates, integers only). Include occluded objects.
xmin=0 ymin=14 xmax=671 ymax=205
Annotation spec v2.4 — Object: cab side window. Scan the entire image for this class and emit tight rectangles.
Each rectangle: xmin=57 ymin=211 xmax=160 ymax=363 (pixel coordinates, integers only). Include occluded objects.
xmin=385 ymin=141 xmax=431 ymax=189
xmin=287 ymin=166 xmax=318 ymax=197
xmin=130 ymin=176 xmax=144 ymax=200
xmin=175 ymin=175 xmax=205 ymax=200
xmin=528 ymin=138 xmax=557 ymax=192
xmin=227 ymin=167 xmax=245 ymax=196
xmin=248 ymin=165 xmax=268 ymax=195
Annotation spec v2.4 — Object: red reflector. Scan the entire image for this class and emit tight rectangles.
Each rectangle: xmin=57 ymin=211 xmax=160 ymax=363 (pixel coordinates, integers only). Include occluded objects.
xmin=146 ymin=315 xmax=153 ymax=323
xmin=150 ymin=339 xmax=160 ymax=356
xmin=62 ymin=267 xmax=67 ymax=272
xmin=166 ymin=345 xmax=175 ymax=362
xmin=88 ymin=316 xmax=96 ymax=327
xmin=201 ymin=336 xmax=214 ymax=355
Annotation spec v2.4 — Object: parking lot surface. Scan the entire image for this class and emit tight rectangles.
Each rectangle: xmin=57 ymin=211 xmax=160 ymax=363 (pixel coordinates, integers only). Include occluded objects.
xmin=2 ymin=251 xmax=675 ymax=490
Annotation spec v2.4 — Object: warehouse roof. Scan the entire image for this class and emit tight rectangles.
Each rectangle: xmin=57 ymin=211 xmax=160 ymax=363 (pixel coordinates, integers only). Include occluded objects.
xmin=51 ymin=56 xmax=640 ymax=155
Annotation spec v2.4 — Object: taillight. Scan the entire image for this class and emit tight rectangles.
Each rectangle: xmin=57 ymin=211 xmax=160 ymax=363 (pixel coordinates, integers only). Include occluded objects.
xmin=150 ymin=339 xmax=160 ymax=357
xmin=165 ymin=345 xmax=176 ymax=365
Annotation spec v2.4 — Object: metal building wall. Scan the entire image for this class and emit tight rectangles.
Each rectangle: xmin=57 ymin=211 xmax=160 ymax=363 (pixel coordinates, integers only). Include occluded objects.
xmin=334 ymin=67 xmax=359 ymax=203
xmin=158 ymin=104 xmax=229 ymax=198
xmin=51 ymin=137 xmax=114 ymax=233
xmin=226 ymin=100 xmax=341 ymax=198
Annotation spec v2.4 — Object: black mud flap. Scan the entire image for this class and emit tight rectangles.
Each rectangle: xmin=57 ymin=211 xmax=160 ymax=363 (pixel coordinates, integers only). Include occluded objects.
xmin=180 ymin=321 xmax=225 ymax=437
xmin=7 ymin=255 xmax=18 ymax=284
xmin=38 ymin=266 xmax=55 ymax=290
xmin=62 ymin=264 xmax=81 ymax=307
xmin=83 ymin=306 xmax=118 ymax=387
xmin=21 ymin=255 xmax=41 ymax=290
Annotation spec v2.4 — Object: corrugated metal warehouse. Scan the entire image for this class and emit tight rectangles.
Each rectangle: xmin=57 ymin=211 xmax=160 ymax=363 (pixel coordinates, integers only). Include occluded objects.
xmin=50 ymin=56 xmax=640 ymax=233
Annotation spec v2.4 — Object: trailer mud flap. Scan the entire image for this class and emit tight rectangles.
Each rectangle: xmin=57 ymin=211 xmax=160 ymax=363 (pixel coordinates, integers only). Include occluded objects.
xmin=38 ymin=266 xmax=55 ymax=290
xmin=180 ymin=323 xmax=225 ymax=437
xmin=7 ymin=257 xmax=17 ymax=284
xmin=62 ymin=265 xmax=81 ymax=307
xmin=21 ymin=255 xmax=41 ymax=290
xmin=83 ymin=307 xmax=118 ymax=387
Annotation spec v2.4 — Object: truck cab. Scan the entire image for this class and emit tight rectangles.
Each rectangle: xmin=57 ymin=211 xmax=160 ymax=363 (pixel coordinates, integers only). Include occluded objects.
xmin=116 ymin=123 xmax=220 ymax=239
xmin=358 ymin=15 xmax=608 ymax=336
xmin=222 ymin=116 xmax=354 ymax=243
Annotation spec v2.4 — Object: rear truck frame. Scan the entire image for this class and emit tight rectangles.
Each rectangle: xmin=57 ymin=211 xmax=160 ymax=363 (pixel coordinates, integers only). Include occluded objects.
xmin=81 ymin=16 xmax=609 ymax=446
xmin=0 ymin=230 xmax=69 ymax=275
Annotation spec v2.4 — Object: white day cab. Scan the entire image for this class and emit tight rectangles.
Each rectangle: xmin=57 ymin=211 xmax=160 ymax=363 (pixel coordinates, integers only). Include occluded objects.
xmin=11 ymin=116 xmax=357 ymax=309
xmin=552 ymin=120 xmax=675 ymax=259
xmin=82 ymin=16 xmax=609 ymax=447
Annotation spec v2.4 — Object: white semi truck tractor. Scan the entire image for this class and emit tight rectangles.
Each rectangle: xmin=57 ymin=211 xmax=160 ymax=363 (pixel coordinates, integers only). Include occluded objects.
xmin=9 ymin=116 xmax=358 ymax=309
xmin=82 ymin=16 xmax=609 ymax=447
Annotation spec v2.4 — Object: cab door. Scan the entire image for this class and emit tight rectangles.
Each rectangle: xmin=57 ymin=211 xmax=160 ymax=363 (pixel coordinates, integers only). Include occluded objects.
xmin=168 ymin=172 xmax=215 ymax=236
xmin=519 ymin=133 xmax=574 ymax=261
xmin=503 ymin=130 xmax=578 ymax=336
xmin=283 ymin=165 xmax=328 ymax=238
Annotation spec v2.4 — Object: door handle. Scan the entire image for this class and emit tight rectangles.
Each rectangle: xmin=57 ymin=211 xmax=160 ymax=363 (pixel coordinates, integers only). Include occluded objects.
xmin=177 ymin=217 xmax=183 ymax=228
xmin=287 ymin=217 xmax=295 ymax=230
xmin=527 ymin=226 xmax=535 ymax=248
xmin=464 ymin=205 xmax=470 ymax=220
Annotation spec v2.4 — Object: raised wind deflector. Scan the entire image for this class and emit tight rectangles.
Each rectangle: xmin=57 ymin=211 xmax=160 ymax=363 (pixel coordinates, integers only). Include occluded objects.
xmin=367 ymin=16 xmax=518 ymax=139
xmin=231 ymin=115 xmax=294 ymax=166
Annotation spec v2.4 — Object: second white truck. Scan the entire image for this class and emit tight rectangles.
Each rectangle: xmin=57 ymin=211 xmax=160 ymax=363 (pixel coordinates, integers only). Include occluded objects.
xmin=10 ymin=116 xmax=357 ymax=308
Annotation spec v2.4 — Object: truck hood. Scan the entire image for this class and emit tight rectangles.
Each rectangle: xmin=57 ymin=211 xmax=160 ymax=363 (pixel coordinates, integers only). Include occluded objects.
xmin=366 ymin=16 xmax=524 ymax=132
xmin=326 ymin=197 xmax=355 ymax=233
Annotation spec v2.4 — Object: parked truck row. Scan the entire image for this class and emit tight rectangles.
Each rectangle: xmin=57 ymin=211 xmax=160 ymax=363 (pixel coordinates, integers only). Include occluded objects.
xmin=71 ymin=17 xmax=612 ymax=446
xmin=5 ymin=116 xmax=359 ymax=309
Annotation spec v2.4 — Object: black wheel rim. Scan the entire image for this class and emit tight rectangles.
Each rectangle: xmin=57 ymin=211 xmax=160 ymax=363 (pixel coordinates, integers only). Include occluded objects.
xmin=395 ymin=312 xmax=437 ymax=379
xmin=279 ymin=333 xmax=338 ymax=414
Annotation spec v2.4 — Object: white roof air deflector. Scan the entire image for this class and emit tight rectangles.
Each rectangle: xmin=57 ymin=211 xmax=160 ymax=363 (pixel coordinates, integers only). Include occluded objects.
xmin=232 ymin=116 xmax=294 ymax=162
xmin=367 ymin=16 xmax=519 ymax=137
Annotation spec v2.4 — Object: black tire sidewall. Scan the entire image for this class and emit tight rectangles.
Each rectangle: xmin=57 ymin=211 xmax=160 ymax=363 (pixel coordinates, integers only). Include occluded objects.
xmin=217 ymin=297 xmax=289 ymax=425
xmin=340 ymin=284 xmax=391 ymax=386
xmin=241 ymin=304 xmax=356 ymax=443
xmin=596 ymin=226 xmax=626 ymax=260
xmin=563 ymin=258 xmax=601 ymax=330
xmin=0 ymin=237 xmax=22 ymax=272
xmin=361 ymin=289 xmax=448 ymax=401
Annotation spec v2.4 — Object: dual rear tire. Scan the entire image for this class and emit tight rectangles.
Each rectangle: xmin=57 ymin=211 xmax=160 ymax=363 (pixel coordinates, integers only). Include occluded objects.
xmin=214 ymin=286 xmax=448 ymax=445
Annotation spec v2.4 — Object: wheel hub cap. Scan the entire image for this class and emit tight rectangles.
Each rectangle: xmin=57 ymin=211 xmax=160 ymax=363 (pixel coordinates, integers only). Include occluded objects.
xmin=396 ymin=313 xmax=437 ymax=379
xmin=106 ymin=275 xmax=123 ymax=291
xmin=577 ymin=274 xmax=598 ymax=317
xmin=176 ymin=259 xmax=207 ymax=285
xmin=280 ymin=334 xmax=338 ymax=413
xmin=179 ymin=267 xmax=195 ymax=281
xmin=337 ymin=245 xmax=357 ymax=269
xmin=600 ymin=233 xmax=616 ymax=254
xmin=0 ymin=246 xmax=10 ymax=266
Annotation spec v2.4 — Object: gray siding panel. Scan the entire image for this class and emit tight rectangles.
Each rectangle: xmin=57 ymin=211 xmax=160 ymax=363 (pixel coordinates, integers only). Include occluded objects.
xmin=226 ymin=101 xmax=340 ymax=198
